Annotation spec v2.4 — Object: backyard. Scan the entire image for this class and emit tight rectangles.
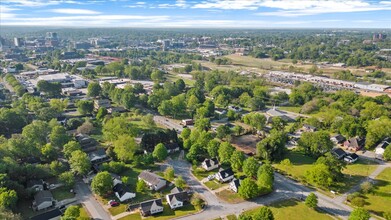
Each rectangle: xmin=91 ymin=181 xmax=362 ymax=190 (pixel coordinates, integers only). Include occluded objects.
xmin=216 ymin=189 xmax=245 ymax=204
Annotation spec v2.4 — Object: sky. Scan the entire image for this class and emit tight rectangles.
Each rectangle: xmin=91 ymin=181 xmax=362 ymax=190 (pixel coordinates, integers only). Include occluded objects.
xmin=0 ymin=0 xmax=391 ymax=28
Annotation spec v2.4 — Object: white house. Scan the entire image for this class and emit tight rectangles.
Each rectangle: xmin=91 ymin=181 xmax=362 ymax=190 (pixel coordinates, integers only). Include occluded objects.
xmin=140 ymin=199 xmax=164 ymax=216
xmin=230 ymin=179 xmax=241 ymax=193
xmin=165 ymin=188 xmax=189 ymax=210
xmin=375 ymin=137 xmax=391 ymax=159
xmin=138 ymin=171 xmax=167 ymax=191
xmin=201 ymin=158 xmax=219 ymax=171
xmin=33 ymin=190 xmax=55 ymax=211
xmin=88 ymin=149 xmax=110 ymax=164
xmin=344 ymin=153 xmax=359 ymax=163
xmin=216 ymin=168 xmax=234 ymax=183
xmin=113 ymin=183 xmax=136 ymax=202
xmin=228 ymin=105 xmax=242 ymax=112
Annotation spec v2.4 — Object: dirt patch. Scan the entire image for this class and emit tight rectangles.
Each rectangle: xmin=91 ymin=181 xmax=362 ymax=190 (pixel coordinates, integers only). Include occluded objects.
xmin=231 ymin=134 xmax=261 ymax=155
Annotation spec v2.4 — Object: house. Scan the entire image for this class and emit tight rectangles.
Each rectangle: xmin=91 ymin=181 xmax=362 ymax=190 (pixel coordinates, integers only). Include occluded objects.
xmin=165 ymin=143 xmax=180 ymax=154
xmin=113 ymin=183 xmax=136 ymax=202
xmin=107 ymin=106 xmax=126 ymax=114
xmin=302 ymin=124 xmax=317 ymax=132
xmin=201 ymin=158 xmax=219 ymax=171
xmin=75 ymin=133 xmax=97 ymax=152
xmin=344 ymin=153 xmax=359 ymax=163
xmin=331 ymin=134 xmax=346 ymax=145
xmin=32 ymin=190 xmax=55 ymax=211
xmin=344 ymin=137 xmax=365 ymax=151
xmin=216 ymin=168 xmax=235 ymax=183
xmin=27 ymin=179 xmax=45 ymax=191
xmin=140 ymin=199 xmax=164 ymax=216
xmin=94 ymin=99 xmax=111 ymax=110
xmin=88 ymin=148 xmax=110 ymax=164
xmin=375 ymin=137 xmax=391 ymax=159
xmin=165 ymin=190 xmax=189 ymax=210
xmin=228 ymin=105 xmax=242 ymax=112
xmin=230 ymin=179 xmax=241 ymax=193
xmin=138 ymin=171 xmax=167 ymax=191
xmin=331 ymin=148 xmax=347 ymax=160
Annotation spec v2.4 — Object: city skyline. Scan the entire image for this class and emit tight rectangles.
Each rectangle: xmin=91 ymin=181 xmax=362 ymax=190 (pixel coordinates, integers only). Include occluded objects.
xmin=1 ymin=0 xmax=391 ymax=28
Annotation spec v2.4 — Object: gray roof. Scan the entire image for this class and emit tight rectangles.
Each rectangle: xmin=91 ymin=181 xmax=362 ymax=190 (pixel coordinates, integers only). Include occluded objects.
xmin=140 ymin=199 xmax=163 ymax=212
xmin=138 ymin=171 xmax=165 ymax=185
xmin=167 ymin=191 xmax=189 ymax=203
xmin=34 ymin=190 xmax=53 ymax=205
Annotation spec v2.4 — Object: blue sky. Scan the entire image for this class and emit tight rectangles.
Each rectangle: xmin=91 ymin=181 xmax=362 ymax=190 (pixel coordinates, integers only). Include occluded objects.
xmin=1 ymin=0 xmax=391 ymax=28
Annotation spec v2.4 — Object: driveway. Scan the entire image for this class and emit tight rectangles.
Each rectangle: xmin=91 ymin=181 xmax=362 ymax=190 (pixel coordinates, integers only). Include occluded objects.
xmin=75 ymin=181 xmax=112 ymax=220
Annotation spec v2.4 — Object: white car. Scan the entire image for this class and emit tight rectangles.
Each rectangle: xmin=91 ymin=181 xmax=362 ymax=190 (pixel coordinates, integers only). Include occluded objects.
xmin=207 ymin=175 xmax=215 ymax=180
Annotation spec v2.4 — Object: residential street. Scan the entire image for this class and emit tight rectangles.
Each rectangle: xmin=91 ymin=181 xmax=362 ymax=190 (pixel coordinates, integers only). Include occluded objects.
xmin=168 ymin=157 xmax=354 ymax=220
xmin=74 ymin=181 xmax=112 ymax=220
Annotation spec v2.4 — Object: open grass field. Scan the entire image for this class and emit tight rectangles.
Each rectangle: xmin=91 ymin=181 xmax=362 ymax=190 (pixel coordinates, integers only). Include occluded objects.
xmin=274 ymin=150 xmax=316 ymax=181
xmin=192 ymin=167 xmax=217 ymax=181
xmin=108 ymin=204 xmax=129 ymax=216
xmin=243 ymin=199 xmax=334 ymax=220
xmin=363 ymin=167 xmax=391 ymax=218
xmin=278 ymin=106 xmax=302 ymax=114
xmin=216 ymin=189 xmax=245 ymax=204
xmin=225 ymin=54 xmax=290 ymax=69
xmin=204 ymin=180 xmax=225 ymax=190
xmin=78 ymin=205 xmax=91 ymax=219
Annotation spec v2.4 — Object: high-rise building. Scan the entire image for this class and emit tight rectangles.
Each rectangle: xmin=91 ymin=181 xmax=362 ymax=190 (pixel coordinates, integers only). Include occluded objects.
xmin=46 ymin=32 xmax=58 ymax=40
xmin=14 ymin=37 xmax=23 ymax=47
xmin=373 ymin=33 xmax=387 ymax=41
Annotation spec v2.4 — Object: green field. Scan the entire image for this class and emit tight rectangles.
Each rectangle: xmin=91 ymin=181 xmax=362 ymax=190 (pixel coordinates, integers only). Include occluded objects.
xmin=192 ymin=167 xmax=217 ymax=181
xmin=226 ymin=214 xmax=238 ymax=220
xmin=278 ymin=106 xmax=302 ymax=114
xmin=118 ymin=213 xmax=142 ymax=220
xmin=363 ymin=167 xmax=391 ymax=218
xmin=146 ymin=204 xmax=197 ymax=220
xmin=52 ymin=187 xmax=75 ymax=201
xmin=204 ymin=180 xmax=224 ymax=190
xmin=274 ymin=150 xmax=316 ymax=181
xmin=243 ymin=199 xmax=334 ymax=220
xmin=108 ymin=204 xmax=129 ymax=216
xmin=216 ymin=189 xmax=245 ymax=204
xmin=78 ymin=205 xmax=91 ymax=219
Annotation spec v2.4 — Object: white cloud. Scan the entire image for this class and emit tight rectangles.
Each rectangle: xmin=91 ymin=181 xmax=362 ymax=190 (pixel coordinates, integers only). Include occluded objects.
xmin=158 ymin=0 xmax=188 ymax=8
xmin=49 ymin=8 xmax=101 ymax=14
xmin=192 ymin=0 xmax=391 ymax=16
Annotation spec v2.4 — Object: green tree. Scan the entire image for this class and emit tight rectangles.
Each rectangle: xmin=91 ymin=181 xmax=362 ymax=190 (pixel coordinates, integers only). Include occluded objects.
xmin=164 ymin=167 xmax=175 ymax=181
xmin=383 ymin=144 xmax=391 ymax=161
xmin=305 ymin=163 xmax=333 ymax=188
xmin=238 ymin=178 xmax=259 ymax=199
xmin=243 ymin=157 xmax=260 ymax=178
xmin=151 ymin=69 xmax=165 ymax=82
xmin=0 ymin=188 xmax=17 ymax=209
xmin=63 ymin=141 xmax=82 ymax=158
xmin=195 ymin=118 xmax=211 ymax=131
xmin=349 ymin=208 xmax=370 ymax=220
xmin=256 ymin=130 xmax=287 ymax=161
xmin=181 ymin=128 xmax=191 ymax=140
xmin=207 ymin=140 xmax=220 ymax=158
xmin=257 ymin=164 xmax=274 ymax=192
xmin=153 ymin=143 xmax=168 ymax=161
xmin=230 ymin=150 xmax=245 ymax=172
xmin=218 ymin=142 xmax=235 ymax=164
xmin=41 ymin=143 xmax=58 ymax=162
xmin=22 ymin=120 xmax=50 ymax=147
xmin=365 ymin=117 xmax=391 ymax=148
xmin=62 ymin=205 xmax=80 ymax=220
xmin=49 ymin=98 xmax=68 ymax=114
xmin=113 ymin=135 xmax=139 ymax=162
xmin=175 ymin=175 xmax=187 ymax=188
xmin=253 ymin=207 xmax=274 ymax=220
xmin=87 ymin=82 xmax=101 ymax=97
xmin=69 ymin=150 xmax=91 ymax=175
xmin=305 ymin=193 xmax=318 ymax=208
xmin=76 ymin=100 xmax=94 ymax=115
xmin=50 ymin=125 xmax=69 ymax=148
xmin=216 ymin=125 xmax=231 ymax=140
xmin=96 ymin=107 xmax=108 ymax=121
xmin=298 ymin=131 xmax=333 ymax=158
xmin=59 ymin=171 xmax=75 ymax=189
xmin=91 ymin=171 xmax=113 ymax=196
xmin=243 ymin=113 xmax=266 ymax=131
xmin=136 ymin=180 xmax=147 ymax=192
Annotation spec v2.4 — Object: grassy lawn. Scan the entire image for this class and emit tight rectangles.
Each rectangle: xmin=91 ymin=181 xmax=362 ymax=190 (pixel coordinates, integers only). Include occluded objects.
xmin=52 ymin=187 xmax=75 ymax=201
xmin=78 ymin=205 xmax=91 ymax=219
xmin=274 ymin=150 xmax=316 ymax=181
xmin=243 ymin=199 xmax=333 ymax=220
xmin=278 ymin=106 xmax=302 ymax=114
xmin=204 ymin=180 xmax=224 ymax=190
xmin=335 ymin=159 xmax=379 ymax=193
xmin=108 ymin=204 xmax=129 ymax=216
xmin=17 ymin=199 xmax=35 ymax=219
xmin=192 ymin=167 xmax=217 ymax=181
xmin=146 ymin=204 xmax=197 ymax=220
xmin=216 ymin=189 xmax=245 ymax=204
xmin=118 ymin=213 xmax=142 ymax=220
xmin=227 ymin=214 xmax=238 ymax=220
xmin=363 ymin=167 xmax=391 ymax=218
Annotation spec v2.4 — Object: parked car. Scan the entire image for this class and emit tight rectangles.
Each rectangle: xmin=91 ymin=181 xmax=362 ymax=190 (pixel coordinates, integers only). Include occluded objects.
xmin=207 ymin=174 xmax=215 ymax=180
xmin=108 ymin=200 xmax=120 ymax=207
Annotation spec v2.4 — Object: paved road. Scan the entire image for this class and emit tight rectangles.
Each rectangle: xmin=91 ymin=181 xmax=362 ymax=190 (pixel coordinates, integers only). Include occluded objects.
xmin=75 ymin=181 xmax=112 ymax=220
xmin=153 ymin=115 xmax=184 ymax=132
xmin=168 ymin=157 xmax=353 ymax=220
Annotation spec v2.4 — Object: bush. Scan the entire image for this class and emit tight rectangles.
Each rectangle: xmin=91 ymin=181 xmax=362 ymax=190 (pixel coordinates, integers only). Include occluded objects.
xmin=360 ymin=181 xmax=373 ymax=194
xmin=347 ymin=192 xmax=361 ymax=202
xmin=305 ymin=193 xmax=318 ymax=208
xmin=351 ymin=197 xmax=365 ymax=207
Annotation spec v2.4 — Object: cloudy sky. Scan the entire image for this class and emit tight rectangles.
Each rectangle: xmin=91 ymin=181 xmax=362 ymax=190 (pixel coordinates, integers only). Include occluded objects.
xmin=1 ymin=0 xmax=391 ymax=28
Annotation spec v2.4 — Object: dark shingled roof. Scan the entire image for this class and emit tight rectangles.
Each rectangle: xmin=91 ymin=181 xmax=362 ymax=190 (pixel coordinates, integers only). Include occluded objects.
xmin=218 ymin=168 xmax=234 ymax=179
xmin=140 ymin=199 xmax=163 ymax=213
xmin=138 ymin=171 xmax=164 ymax=185
xmin=34 ymin=190 xmax=53 ymax=205
xmin=113 ymin=183 xmax=131 ymax=198
xmin=167 ymin=191 xmax=189 ymax=203
xmin=203 ymin=158 xmax=219 ymax=168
